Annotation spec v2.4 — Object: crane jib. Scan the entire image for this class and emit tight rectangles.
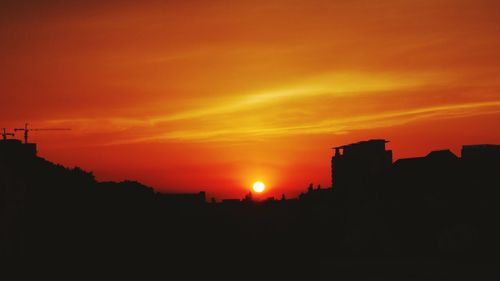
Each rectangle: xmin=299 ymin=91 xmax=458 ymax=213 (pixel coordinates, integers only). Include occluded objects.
xmin=11 ymin=123 xmax=71 ymax=143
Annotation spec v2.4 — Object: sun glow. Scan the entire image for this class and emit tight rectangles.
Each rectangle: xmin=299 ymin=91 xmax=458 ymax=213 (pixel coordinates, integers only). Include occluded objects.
xmin=252 ymin=181 xmax=265 ymax=193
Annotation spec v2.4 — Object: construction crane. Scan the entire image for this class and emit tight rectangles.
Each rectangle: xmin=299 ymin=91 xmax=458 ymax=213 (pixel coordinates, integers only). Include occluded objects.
xmin=2 ymin=128 xmax=15 ymax=140
xmin=14 ymin=123 xmax=71 ymax=144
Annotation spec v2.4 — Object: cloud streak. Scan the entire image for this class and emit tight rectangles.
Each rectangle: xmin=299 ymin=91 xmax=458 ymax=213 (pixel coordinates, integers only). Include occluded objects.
xmin=44 ymin=96 xmax=500 ymax=144
xmin=152 ymin=100 xmax=500 ymax=142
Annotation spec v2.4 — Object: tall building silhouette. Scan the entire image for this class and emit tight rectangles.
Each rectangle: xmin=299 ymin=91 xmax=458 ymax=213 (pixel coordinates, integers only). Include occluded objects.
xmin=331 ymin=139 xmax=392 ymax=190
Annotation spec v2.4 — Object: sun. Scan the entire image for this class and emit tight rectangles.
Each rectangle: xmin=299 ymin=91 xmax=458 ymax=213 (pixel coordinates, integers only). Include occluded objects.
xmin=252 ymin=181 xmax=265 ymax=193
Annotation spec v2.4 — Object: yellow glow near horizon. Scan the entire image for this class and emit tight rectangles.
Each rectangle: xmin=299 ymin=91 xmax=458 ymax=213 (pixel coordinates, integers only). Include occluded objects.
xmin=252 ymin=181 xmax=265 ymax=193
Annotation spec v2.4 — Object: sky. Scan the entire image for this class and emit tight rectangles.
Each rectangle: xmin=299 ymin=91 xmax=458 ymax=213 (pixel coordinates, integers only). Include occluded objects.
xmin=1 ymin=0 xmax=500 ymax=199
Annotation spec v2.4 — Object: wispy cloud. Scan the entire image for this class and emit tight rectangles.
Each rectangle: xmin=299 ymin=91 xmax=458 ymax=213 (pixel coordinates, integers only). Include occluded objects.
xmin=147 ymin=72 xmax=435 ymax=123
xmin=42 ymin=83 xmax=500 ymax=145
xmin=150 ymin=100 xmax=500 ymax=142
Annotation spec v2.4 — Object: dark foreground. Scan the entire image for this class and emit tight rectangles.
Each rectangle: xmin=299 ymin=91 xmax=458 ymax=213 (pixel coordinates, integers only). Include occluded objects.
xmin=2 ymin=144 xmax=500 ymax=279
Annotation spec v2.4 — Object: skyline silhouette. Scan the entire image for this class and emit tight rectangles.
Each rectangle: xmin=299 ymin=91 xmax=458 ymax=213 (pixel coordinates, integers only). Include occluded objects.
xmin=2 ymin=132 xmax=498 ymax=200
xmin=1 ymin=136 xmax=499 ymax=278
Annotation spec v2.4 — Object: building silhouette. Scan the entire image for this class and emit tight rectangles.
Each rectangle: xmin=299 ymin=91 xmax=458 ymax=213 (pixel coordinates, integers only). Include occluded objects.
xmin=461 ymin=144 xmax=500 ymax=159
xmin=331 ymin=139 xmax=392 ymax=191
xmin=0 ymin=139 xmax=37 ymax=159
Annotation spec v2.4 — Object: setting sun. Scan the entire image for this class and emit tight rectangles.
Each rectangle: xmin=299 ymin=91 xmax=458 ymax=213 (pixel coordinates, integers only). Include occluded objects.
xmin=252 ymin=181 xmax=265 ymax=193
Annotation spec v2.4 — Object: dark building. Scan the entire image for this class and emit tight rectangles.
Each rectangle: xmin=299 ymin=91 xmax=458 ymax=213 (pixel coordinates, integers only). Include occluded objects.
xmin=0 ymin=139 xmax=37 ymax=158
xmin=460 ymin=144 xmax=500 ymax=190
xmin=392 ymin=149 xmax=461 ymax=199
xmin=461 ymin=144 xmax=500 ymax=160
xmin=331 ymin=139 xmax=392 ymax=190
xmin=394 ymin=149 xmax=459 ymax=170
xmin=393 ymin=146 xmax=498 ymax=181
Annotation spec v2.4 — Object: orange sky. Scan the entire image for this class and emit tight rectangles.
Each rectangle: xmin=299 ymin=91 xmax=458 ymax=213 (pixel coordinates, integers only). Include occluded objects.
xmin=1 ymin=0 xmax=500 ymax=199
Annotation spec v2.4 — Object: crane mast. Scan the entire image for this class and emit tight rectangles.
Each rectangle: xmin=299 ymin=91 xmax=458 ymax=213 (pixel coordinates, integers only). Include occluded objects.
xmin=1 ymin=128 xmax=15 ymax=140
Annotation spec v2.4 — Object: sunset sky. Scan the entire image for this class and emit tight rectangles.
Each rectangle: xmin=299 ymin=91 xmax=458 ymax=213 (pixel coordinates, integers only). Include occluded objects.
xmin=1 ymin=0 xmax=499 ymax=199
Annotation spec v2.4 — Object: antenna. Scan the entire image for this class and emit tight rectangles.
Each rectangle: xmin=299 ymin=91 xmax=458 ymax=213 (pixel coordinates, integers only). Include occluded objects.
xmin=14 ymin=123 xmax=71 ymax=143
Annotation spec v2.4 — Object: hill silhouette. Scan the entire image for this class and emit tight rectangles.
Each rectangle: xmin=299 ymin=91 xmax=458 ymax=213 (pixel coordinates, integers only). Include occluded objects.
xmin=1 ymin=138 xmax=500 ymax=278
